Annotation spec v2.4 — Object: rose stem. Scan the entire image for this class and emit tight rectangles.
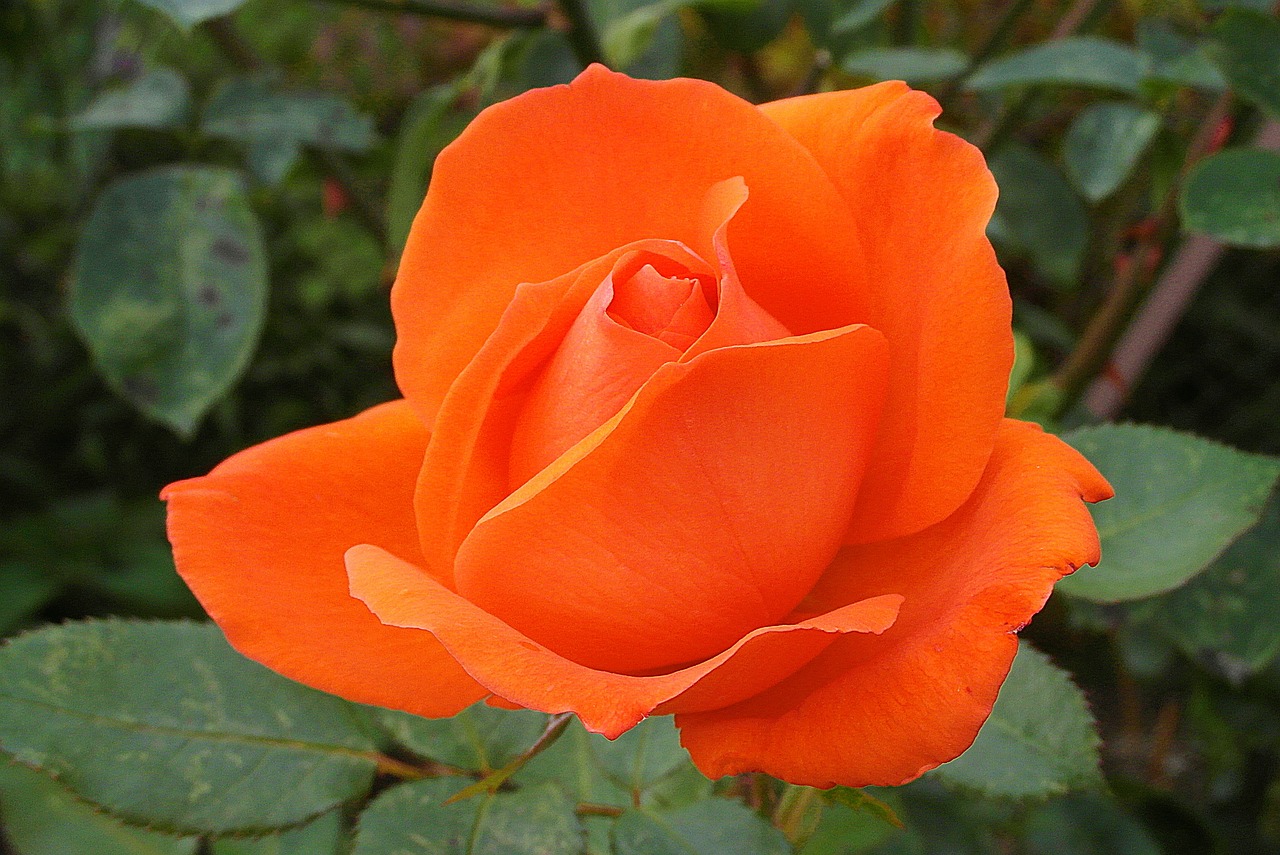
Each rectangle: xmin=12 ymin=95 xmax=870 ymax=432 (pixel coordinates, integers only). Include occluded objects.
xmin=1051 ymin=92 xmax=1242 ymax=416
xmin=971 ymin=0 xmax=1113 ymax=152
xmin=935 ymin=0 xmax=1037 ymax=110
xmin=444 ymin=712 xmax=575 ymax=803
xmin=557 ymin=0 xmax=609 ymax=69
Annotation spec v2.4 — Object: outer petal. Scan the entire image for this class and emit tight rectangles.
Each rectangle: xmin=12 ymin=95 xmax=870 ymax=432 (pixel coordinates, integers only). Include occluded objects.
xmin=454 ymin=324 xmax=891 ymax=674
xmin=346 ymin=544 xmax=903 ymax=738
xmin=162 ymin=401 xmax=486 ymax=717
xmin=762 ymin=85 xmax=1012 ymax=543
xmin=394 ymin=65 xmax=866 ymax=423
xmin=675 ymin=420 xmax=1113 ymax=788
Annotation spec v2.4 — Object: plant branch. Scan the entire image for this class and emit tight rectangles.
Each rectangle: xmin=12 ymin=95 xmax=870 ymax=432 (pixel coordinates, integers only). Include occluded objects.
xmin=444 ymin=712 xmax=574 ymax=803
xmin=1081 ymin=116 xmax=1280 ymax=418
xmin=774 ymin=785 xmax=824 ymax=846
xmin=739 ymin=53 xmax=773 ymax=103
xmin=971 ymin=0 xmax=1112 ymax=151
xmin=201 ymin=16 xmax=390 ymax=245
xmin=556 ymin=0 xmax=608 ymax=68
xmin=1053 ymin=92 xmax=1242 ymax=415
xmin=788 ymin=48 xmax=832 ymax=98
xmin=373 ymin=753 xmax=430 ymax=779
xmin=937 ymin=0 xmax=1036 ymax=108
xmin=201 ymin=18 xmax=265 ymax=72
xmin=892 ymin=0 xmax=919 ymax=46
xmin=313 ymin=0 xmax=548 ymax=27
xmin=314 ymin=148 xmax=390 ymax=246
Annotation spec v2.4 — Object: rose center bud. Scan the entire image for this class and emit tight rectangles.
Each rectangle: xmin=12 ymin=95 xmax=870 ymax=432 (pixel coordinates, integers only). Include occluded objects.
xmin=507 ymin=253 xmax=717 ymax=487
xmin=607 ymin=263 xmax=714 ymax=351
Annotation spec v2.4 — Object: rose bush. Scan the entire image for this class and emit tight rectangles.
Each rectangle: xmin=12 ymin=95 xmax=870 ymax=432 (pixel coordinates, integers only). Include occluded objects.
xmin=163 ymin=65 xmax=1111 ymax=787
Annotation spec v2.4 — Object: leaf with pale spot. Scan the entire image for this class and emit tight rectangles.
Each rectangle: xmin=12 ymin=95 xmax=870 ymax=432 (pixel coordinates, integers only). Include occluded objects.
xmin=0 ymin=620 xmax=379 ymax=835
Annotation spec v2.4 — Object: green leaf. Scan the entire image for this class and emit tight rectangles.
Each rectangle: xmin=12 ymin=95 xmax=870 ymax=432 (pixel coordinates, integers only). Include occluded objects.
xmin=1023 ymin=794 xmax=1160 ymax=855
xmin=387 ymin=85 xmax=473 ymax=251
xmin=867 ymin=780 xmax=1007 ymax=854
xmin=0 ymin=760 xmax=198 ymax=855
xmin=799 ymin=801 xmax=896 ymax=855
xmin=245 ymin=139 xmax=301 ymax=185
xmin=1180 ymin=148 xmax=1280 ymax=249
xmin=932 ymin=643 xmax=1102 ymax=798
xmin=698 ymin=0 xmax=796 ymax=53
xmin=133 ymin=0 xmax=246 ymax=28
xmin=513 ymin=716 xmax=709 ymax=811
xmin=210 ymin=811 xmax=345 ymax=855
xmin=1057 ymin=424 xmax=1280 ymax=602
xmin=0 ymin=620 xmax=380 ymax=834
xmin=593 ymin=715 xmax=689 ymax=794
xmin=70 ymin=68 xmax=190 ymax=131
xmin=840 ymin=47 xmax=969 ymax=83
xmin=830 ymin=0 xmax=896 ymax=35
xmin=823 ymin=788 xmax=903 ymax=829
xmin=511 ymin=723 xmax=629 ymax=855
xmin=1007 ymin=330 xmax=1035 ymax=408
xmin=1203 ymin=0 xmax=1274 ymax=9
xmin=602 ymin=3 xmax=675 ymax=70
xmin=377 ymin=702 xmax=549 ymax=773
xmin=203 ymin=78 xmax=375 ymax=152
xmin=612 ymin=800 xmax=791 ymax=855
xmin=470 ymin=783 xmax=584 ymax=854
xmin=352 ymin=777 xmax=583 ymax=854
xmin=512 ymin=719 xmax=632 ymax=807
xmin=1149 ymin=491 xmax=1280 ymax=681
xmin=1137 ymin=19 xmax=1227 ymax=91
xmin=988 ymin=143 xmax=1088 ymax=287
xmin=967 ymin=37 xmax=1147 ymax=94
xmin=1063 ymin=102 xmax=1161 ymax=203
xmin=68 ymin=165 xmax=268 ymax=436
xmin=1208 ymin=8 xmax=1280 ymax=120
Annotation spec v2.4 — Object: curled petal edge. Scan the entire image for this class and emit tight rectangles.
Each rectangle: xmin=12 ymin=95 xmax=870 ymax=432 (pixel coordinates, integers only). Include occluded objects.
xmin=346 ymin=543 xmax=902 ymax=739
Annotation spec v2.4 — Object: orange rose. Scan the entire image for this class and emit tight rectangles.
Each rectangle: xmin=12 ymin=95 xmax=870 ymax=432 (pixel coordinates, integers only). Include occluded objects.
xmin=164 ymin=66 xmax=1111 ymax=787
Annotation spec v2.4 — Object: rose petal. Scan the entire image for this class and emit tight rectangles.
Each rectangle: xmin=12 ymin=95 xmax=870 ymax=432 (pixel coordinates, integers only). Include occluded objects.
xmin=394 ymin=65 xmax=866 ymax=425
xmin=346 ymin=543 xmax=903 ymax=738
xmin=453 ymin=323 xmax=890 ymax=674
xmin=162 ymin=401 xmax=486 ymax=717
xmin=683 ymin=177 xmax=792 ymax=360
xmin=607 ymin=263 xmax=713 ymax=348
xmin=507 ymin=264 xmax=687 ymax=487
xmin=413 ymin=240 xmax=714 ymax=588
xmin=510 ymin=177 xmax=791 ymax=487
xmin=675 ymin=419 xmax=1113 ymax=787
xmin=763 ymin=85 xmax=1012 ymax=543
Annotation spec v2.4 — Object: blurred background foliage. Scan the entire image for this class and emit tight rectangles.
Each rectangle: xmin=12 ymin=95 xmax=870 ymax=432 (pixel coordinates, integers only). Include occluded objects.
xmin=3 ymin=0 xmax=1280 ymax=851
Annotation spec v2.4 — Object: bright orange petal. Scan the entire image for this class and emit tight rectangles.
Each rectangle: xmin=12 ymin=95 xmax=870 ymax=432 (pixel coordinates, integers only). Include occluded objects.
xmin=412 ymin=240 xmax=713 ymax=588
xmin=763 ymin=85 xmax=1012 ymax=543
xmin=162 ymin=401 xmax=486 ymax=717
xmin=675 ymin=420 xmax=1112 ymax=788
xmin=452 ymin=324 xmax=890 ymax=674
xmin=394 ymin=65 xmax=865 ymax=424
xmin=346 ymin=543 xmax=903 ymax=738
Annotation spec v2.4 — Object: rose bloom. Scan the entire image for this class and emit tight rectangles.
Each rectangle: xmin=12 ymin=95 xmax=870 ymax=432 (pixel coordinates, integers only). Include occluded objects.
xmin=164 ymin=66 xmax=1111 ymax=787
